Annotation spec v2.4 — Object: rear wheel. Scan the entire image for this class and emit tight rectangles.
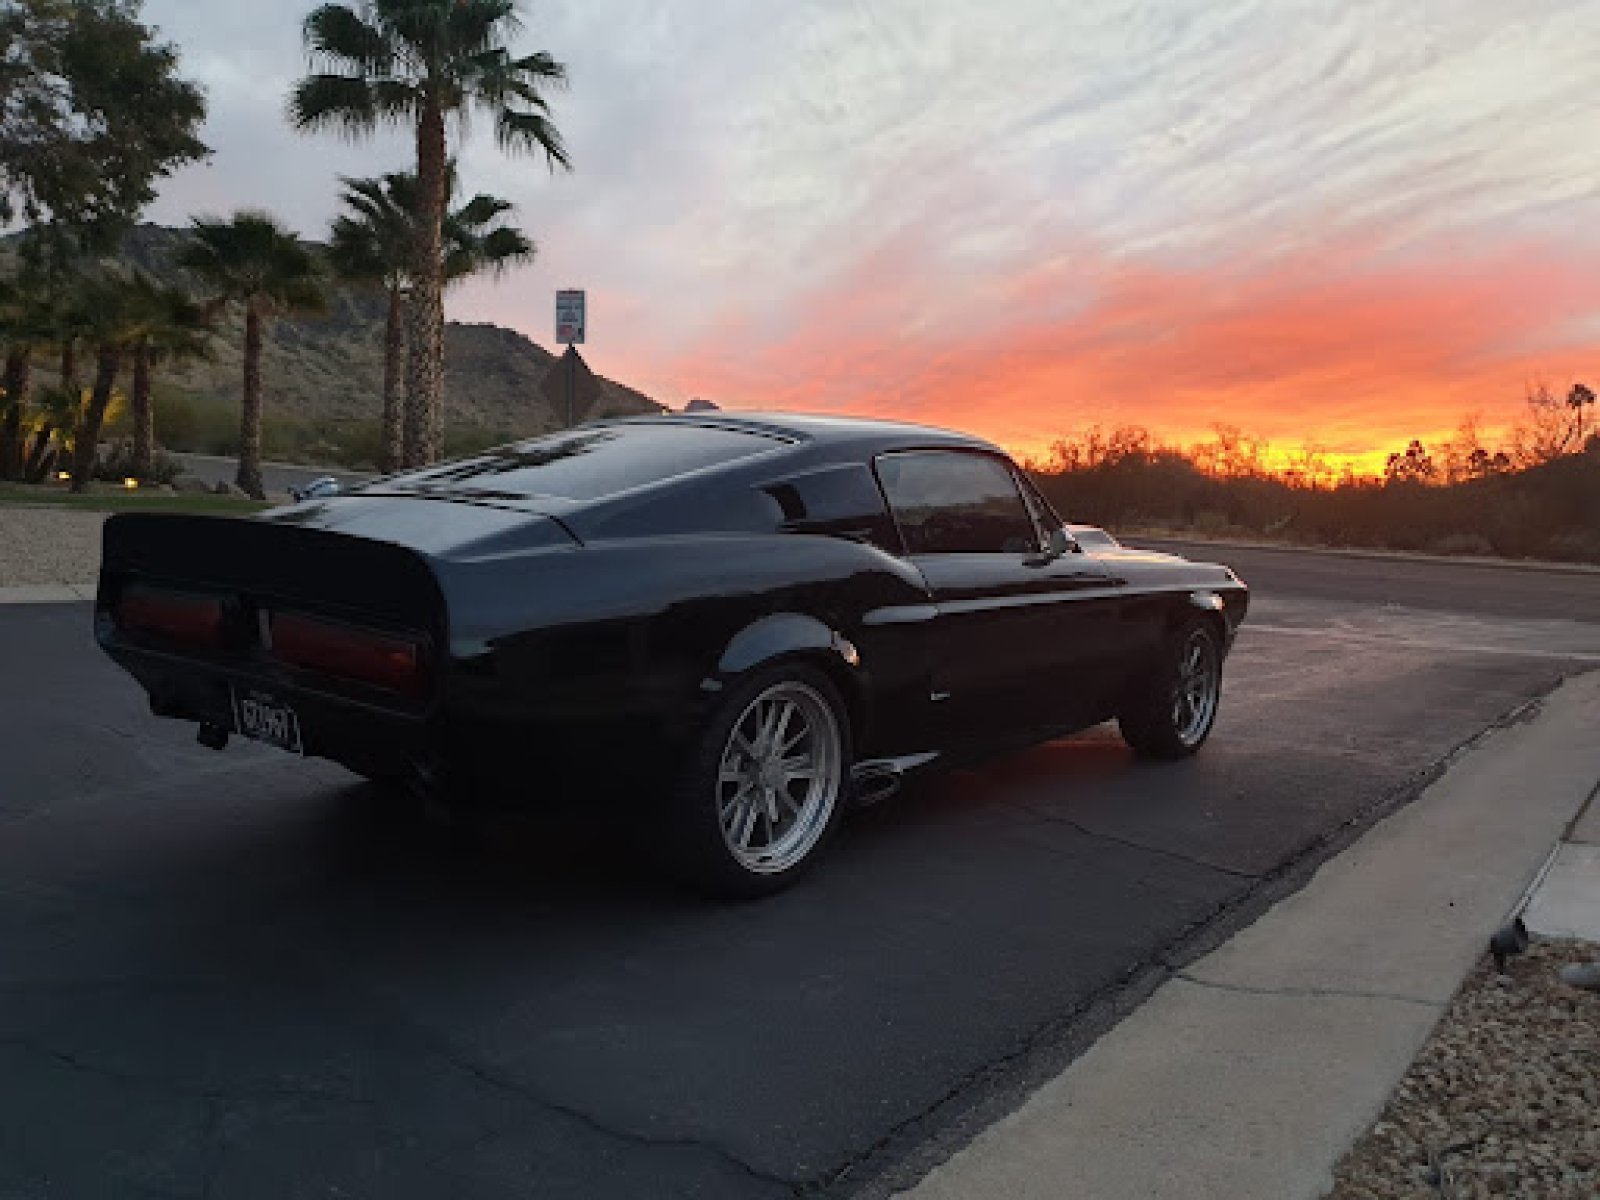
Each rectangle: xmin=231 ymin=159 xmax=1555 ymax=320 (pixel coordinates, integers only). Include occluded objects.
xmin=662 ymin=664 xmax=851 ymax=899
xmin=1119 ymin=619 xmax=1223 ymax=760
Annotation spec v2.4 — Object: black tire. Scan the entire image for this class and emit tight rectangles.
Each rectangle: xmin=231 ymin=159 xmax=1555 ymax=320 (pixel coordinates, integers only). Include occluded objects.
xmin=1118 ymin=618 xmax=1224 ymax=760
xmin=659 ymin=662 xmax=852 ymax=900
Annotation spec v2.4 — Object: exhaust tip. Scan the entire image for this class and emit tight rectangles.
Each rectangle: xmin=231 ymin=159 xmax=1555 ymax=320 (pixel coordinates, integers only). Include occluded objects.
xmin=852 ymin=770 xmax=901 ymax=807
xmin=197 ymin=722 xmax=230 ymax=751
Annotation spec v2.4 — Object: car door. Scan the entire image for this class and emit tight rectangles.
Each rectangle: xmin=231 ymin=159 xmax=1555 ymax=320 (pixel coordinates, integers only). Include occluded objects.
xmin=1012 ymin=469 xmax=1135 ymax=727
xmin=873 ymin=449 xmax=1112 ymax=747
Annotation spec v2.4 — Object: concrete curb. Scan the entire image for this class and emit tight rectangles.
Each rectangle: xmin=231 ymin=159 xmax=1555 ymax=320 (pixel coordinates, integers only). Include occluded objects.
xmin=900 ymin=670 xmax=1600 ymax=1200
xmin=0 ymin=584 xmax=94 ymax=605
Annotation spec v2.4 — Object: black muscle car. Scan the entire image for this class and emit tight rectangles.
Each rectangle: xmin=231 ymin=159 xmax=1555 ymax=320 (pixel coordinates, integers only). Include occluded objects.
xmin=96 ymin=414 xmax=1248 ymax=896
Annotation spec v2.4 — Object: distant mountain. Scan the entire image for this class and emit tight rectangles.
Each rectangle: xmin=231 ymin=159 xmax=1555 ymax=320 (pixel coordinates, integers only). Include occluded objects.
xmin=6 ymin=224 xmax=661 ymax=434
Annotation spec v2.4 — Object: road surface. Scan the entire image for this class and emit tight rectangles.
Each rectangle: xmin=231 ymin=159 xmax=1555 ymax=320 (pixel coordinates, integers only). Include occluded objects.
xmin=1 ymin=543 xmax=1596 ymax=1198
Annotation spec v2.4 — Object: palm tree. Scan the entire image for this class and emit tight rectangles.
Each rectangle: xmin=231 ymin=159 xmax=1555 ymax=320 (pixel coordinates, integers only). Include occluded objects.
xmin=31 ymin=276 xmax=98 ymax=483
xmin=124 ymin=273 xmax=211 ymax=477
xmin=66 ymin=273 xmax=148 ymax=494
xmin=179 ymin=212 xmax=327 ymax=499
xmin=328 ymin=166 xmax=534 ymax=472
xmin=290 ymin=0 xmax=569 ymax=467
xmin=0 ymin=275 xmax=47 ymax=480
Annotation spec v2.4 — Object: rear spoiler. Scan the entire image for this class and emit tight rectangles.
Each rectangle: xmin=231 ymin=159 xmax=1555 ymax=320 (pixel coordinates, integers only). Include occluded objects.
xmin=98 ymin=513 xmax=446 ymax=634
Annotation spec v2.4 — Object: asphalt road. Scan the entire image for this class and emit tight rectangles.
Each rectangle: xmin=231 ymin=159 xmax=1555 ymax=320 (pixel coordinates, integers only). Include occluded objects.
xmin=2 ymin=548 xmax=1598 ymax=1198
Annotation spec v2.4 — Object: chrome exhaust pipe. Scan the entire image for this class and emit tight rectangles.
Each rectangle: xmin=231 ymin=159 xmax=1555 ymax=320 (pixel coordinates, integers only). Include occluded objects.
xmin=851 ymin=769 xmax=902 ymax=807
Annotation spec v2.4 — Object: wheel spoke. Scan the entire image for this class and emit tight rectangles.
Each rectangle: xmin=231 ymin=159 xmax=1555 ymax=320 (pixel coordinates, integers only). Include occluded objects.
xmin=776 ymin=782 xmax=805 ymax=816
xmin=735 ymin=801 xmax=761 ymax=849
xmin=720 ymin=781 xmax=754 ymax=821
xmin=771 ymin=701 xmax=796 ymax=754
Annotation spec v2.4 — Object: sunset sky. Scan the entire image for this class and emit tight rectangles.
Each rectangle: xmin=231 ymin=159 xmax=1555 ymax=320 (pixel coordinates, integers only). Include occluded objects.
xmin=142 ymin=0 xmax=1600 ymax=470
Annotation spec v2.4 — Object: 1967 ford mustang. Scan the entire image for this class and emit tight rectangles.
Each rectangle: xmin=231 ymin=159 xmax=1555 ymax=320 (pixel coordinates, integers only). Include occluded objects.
xmin=96 ymin=414 xmax=1248 ymax=896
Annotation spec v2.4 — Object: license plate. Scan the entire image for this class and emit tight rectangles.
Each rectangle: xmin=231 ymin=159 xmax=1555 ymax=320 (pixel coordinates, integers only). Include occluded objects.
xmin=231 ymin=688 xmax=303 ymax=755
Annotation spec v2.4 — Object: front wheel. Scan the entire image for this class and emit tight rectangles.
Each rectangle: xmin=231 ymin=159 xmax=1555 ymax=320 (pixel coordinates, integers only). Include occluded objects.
xmin=1119 ymin=619 xmax=1224 ymax=760
xmin=662 ymin=664 xmax=851 ymax=899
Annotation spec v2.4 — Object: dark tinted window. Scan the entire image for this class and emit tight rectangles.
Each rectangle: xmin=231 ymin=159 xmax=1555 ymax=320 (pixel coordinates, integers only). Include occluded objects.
xmin=382 ymin=422 xmax=786 ymax=502
xmin=876 ymin=451 xmax=1037 ymax=555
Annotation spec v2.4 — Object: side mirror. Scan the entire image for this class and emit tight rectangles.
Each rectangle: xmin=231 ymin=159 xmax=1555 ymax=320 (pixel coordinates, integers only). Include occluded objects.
xmin=1048 ymin=527 xmax=1079 ymax=558
xmin=1027 ymin=527 xmax=1078 ymax=566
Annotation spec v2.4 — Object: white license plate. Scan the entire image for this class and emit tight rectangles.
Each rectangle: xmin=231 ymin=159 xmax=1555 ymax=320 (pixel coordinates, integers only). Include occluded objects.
xmin=231 ymin=688 xmax=303 ymax=754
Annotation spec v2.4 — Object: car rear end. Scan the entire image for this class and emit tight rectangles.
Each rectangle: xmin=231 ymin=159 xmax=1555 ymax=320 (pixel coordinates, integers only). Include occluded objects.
xmin=96 ymin=513 xmax=448 ymax=789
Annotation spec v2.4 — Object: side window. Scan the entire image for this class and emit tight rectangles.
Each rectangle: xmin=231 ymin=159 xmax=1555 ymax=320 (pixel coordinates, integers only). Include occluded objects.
xmin=876 ymin=451 xmax=1039 ymax=555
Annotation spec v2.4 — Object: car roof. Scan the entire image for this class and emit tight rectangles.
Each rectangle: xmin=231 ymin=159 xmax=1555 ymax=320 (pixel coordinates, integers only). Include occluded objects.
xmin=605 ymin=411 xmax=1006 ymax=456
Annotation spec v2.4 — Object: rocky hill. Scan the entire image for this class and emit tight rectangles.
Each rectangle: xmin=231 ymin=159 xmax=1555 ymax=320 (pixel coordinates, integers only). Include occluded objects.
xmin=9 ymin=224 xmax=661 ymax=434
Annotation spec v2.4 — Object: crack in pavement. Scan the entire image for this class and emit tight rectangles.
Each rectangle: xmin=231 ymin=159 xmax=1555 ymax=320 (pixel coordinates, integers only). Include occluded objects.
xmin=400 ymin=1032 xmax=798 ymax=1194
xmin=995 ymin=798 xmax=1258 ymax=880
xmin=1172 ymin=972 xmax=1442 ymax=1010
xmin=2 ymin=1027 xmax=795 ymax=1196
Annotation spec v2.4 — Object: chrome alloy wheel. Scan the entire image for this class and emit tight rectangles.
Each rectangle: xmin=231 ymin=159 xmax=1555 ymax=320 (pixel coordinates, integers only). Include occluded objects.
xmin=1172 ymin=627 xmax=1221 ymax=747
xmin=716 ymin=680 xmax=843 ymax=875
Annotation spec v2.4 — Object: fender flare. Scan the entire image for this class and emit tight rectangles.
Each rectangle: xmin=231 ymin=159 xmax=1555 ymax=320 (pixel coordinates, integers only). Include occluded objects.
xmin=713 ymin=612 xmax=861 ymax=681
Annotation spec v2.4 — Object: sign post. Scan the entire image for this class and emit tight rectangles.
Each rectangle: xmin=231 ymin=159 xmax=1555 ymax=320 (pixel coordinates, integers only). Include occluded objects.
xmin=555 ymin=290 xmax=586 ymax=427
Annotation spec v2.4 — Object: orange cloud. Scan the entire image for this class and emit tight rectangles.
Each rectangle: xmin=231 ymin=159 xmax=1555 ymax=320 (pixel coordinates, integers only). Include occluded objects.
xmin=653 ymin=233 xmax=1600 ymax=472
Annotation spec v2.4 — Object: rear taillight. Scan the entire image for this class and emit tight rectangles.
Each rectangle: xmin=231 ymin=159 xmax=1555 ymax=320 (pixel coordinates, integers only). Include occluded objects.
xmin=115 ymin=586 xmax=225 ymax=650
xmin=269 ymin=612 xmax=425 ymax=696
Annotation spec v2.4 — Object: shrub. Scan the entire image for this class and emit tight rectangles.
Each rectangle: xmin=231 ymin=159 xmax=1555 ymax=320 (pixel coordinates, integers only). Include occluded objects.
xmin=90 ymin=442 xmax=182 ymax=485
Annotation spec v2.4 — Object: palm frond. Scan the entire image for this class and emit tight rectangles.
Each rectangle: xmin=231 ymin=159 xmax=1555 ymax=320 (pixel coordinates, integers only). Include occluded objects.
xmin=457 ymin=2 xmax=520 ymax=57
xmin=496 ymin=108 xmax=570 ymax=168
xmin=476 ymin=227 xmax=535 ymax=271
xmin=288 ymin=74 xmax=380 ymax=133
xmin=180 ymin=212 xmax=324 ymax=313
xmin=450 ymin=192 xmax=515 ymax=229
xmin=303 ymin=4 xmax=395 ymax=72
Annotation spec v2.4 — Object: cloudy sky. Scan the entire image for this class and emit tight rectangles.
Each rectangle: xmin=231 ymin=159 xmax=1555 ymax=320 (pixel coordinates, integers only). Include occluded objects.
xmin=142 ymin=0 xmax=1600 ymax=466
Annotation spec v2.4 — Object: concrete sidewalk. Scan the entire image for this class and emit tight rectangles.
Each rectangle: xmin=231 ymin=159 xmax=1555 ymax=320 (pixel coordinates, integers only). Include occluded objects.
xmin=902 ymin=670 xmax=1600 ymax=1200
xmin=0 ymin=583 xmax=95 ymax=605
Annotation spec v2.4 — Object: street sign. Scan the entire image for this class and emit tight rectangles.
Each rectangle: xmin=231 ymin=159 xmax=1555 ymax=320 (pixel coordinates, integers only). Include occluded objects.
xmin=556 ymin=289 xmax=586 ymax=345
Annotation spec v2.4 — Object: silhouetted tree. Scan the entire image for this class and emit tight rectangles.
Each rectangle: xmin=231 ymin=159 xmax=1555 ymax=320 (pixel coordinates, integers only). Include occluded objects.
xmin=1384 ymin=440 xmax=1436 ymax=485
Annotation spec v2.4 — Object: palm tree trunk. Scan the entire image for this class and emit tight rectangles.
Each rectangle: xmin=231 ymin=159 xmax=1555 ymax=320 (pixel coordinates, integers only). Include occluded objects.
xmin=23 ymin=424 xmax=55 ymax=483
xmin=70 ymin=341 xmax=121 ymax=494
xmin=405 ymin=103 xmax=448 ymax=468
xmin=131 ymin=338 xmax=155 ymax=477
xmin=58 ymin=339 xmax=79 ymax=482
xmin=1 ymin=348 xmax=29 ymax=481
xmin=382 ymin=285 xmax=405 ymax=474
xmin=60 ymin=340 xmax=78 ymax=407
xmin=237 ymin=301 xmax=266 ymax=499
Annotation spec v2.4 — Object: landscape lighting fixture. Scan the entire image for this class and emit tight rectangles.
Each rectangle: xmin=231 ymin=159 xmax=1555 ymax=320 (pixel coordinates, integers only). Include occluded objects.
xmin=123 ymin=478 xmax=140 ymax=490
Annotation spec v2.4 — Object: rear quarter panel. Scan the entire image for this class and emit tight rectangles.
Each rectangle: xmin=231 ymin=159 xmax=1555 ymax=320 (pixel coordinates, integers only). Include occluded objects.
xmin=430 ymin=532 xmax=938 ymax=765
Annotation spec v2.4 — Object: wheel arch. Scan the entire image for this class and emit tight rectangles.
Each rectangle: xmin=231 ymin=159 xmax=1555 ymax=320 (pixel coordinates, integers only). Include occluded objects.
xmin=712 ymin=613 xmax=866 ymax=746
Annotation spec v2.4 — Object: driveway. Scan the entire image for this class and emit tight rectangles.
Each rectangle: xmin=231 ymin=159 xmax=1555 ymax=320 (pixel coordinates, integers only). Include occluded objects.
xmin=0 ymin=544 xmax=1596 ymax=1197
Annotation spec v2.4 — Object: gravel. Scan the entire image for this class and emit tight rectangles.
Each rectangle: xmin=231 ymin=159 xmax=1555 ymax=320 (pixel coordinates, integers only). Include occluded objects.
xmin=0 ymin=506 xmax=108 ymax=586
xmin=1328 ymin=939 xmax=1600 ymax=1200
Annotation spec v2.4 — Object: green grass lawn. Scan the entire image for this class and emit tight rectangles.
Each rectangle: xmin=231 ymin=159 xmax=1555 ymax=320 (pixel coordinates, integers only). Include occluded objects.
xmin=0 ymin=482 xmax=267 ymax=516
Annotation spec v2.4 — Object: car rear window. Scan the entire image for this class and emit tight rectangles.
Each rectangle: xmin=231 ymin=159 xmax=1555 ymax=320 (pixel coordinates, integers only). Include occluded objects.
xmin=380 ymin=422 xmax=788 ymax=503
